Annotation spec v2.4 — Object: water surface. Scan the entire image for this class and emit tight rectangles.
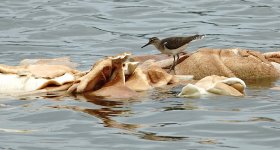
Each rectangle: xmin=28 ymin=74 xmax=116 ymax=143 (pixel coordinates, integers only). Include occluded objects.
xmin=0 ymin=0 xmax=280 ymax=149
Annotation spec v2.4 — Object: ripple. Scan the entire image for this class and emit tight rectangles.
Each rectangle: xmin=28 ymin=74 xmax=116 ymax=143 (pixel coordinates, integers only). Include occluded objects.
xmin=1 ymin=0 xmax=280 ymax=149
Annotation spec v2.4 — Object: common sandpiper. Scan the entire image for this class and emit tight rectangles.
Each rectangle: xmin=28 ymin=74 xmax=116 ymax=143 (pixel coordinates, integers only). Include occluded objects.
xmin=141 ymin=34 xmax=205 ymax=73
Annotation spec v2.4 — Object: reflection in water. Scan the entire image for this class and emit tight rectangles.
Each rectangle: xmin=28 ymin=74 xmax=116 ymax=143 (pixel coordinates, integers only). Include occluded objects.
xmin=136 ymin=131 xmax=186 ymax=141
xmin=163 ymin=101 xmax=199 ymax=111
xmin=0 ymin=128 xmax=35 ymax=133
xmin=151 ymin=87 xmax=180 ymax=100
xmin=49 ymin=105 xmax=140 ymax=132
xmin=245 ymin=78 xmax=278 ymax=88
xmin=41 ymin=92 xmax=71 ymax=100
xmin=49 ymin=93 xmax=188 ymax=141
xmin=198 ymin=139 xmax=219 ymax=145
xmin=83 ymin=93 xmax=125 ymax=107
xmin=219 ymin=117 xmax=277 ymax=123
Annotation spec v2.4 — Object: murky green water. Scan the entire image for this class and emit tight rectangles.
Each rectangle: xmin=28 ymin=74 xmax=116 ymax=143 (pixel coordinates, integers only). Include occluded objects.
xmin=0 ymin=0 xmax=280 ymax=149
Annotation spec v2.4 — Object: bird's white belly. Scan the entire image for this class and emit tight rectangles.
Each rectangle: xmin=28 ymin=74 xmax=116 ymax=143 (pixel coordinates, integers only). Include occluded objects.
xmin=162 ymin=44 xmax=187 ymax=55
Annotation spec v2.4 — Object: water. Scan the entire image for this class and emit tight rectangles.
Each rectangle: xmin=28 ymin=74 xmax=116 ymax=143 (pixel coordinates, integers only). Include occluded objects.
xmin=0 ymin=0 xmax=280 ymax=149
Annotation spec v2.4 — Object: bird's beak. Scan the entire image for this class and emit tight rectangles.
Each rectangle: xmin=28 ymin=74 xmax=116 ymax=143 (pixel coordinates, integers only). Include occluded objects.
xmin=141 ymin=41 xmax=151 ymax=48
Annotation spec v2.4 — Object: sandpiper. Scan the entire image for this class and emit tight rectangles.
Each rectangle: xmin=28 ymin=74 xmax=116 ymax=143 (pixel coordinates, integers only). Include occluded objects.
xmin=141 ymin=34 xmax=205 ymax=73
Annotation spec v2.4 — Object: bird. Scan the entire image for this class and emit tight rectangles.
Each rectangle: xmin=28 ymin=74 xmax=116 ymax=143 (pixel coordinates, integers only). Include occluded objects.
xmin=141 ymin=34 xmax=205 ymax=73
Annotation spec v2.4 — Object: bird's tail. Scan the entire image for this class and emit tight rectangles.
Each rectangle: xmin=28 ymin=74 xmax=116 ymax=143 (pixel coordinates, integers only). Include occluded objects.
xmin=192 ymin=34 xmax=205 ymax=41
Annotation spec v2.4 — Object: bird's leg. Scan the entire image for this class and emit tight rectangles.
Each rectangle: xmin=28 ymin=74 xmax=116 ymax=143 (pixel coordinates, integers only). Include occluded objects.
xmin=172 ymin=53 xmax=180 ymax=75
xmin=169 ymin=55 xmax=176 ymax=73
xmin=176 ymin=53 xmax=180 ymax=65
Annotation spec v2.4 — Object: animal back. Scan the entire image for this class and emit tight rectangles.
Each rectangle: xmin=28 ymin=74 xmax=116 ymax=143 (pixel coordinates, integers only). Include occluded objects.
xmin=162 ymin=35 xmax=204 ymax=50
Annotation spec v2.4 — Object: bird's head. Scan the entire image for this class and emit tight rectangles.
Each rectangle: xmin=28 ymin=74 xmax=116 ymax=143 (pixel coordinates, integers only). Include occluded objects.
xmin=141 ymin=37 xmax=160 ymax=48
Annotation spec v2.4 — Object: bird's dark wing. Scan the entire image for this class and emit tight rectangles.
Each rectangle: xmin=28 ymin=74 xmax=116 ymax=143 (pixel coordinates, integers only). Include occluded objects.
xmin=161 ymin=35 xmax=203 ymax=50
